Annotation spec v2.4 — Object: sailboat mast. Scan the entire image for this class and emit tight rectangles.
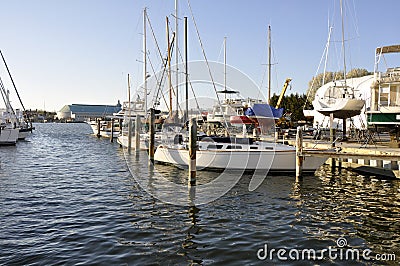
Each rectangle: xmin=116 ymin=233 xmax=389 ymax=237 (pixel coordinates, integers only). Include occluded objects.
xmin=143 ymin=8 xmax=147 ymax=115
xmin=224 ymin=36 xmax=227 ymax=100
xmin=184 ymin=16 xmax=189 ymax=122
xmin=322 ymin=26 xmax=333 ymax=85
xmin=0 ymin=50 xmax=26 ymax=112
xmin=340 ymin=0 xmax=347 ymax=87
xmin=127 ymin=74 xmax=132 ymax=151
xmin=175 ymin=0 xmax=179 ymax=119
xmin=267 ymin=25 xmax=271 ymax=104
xmin=166 ymin=17 xmax=173 ymax=117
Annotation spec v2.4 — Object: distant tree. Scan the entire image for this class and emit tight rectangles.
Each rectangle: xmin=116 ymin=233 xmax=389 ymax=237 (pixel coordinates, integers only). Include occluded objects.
xmin=347 ymin=68 xmax=371 ymax=78
xmin=270 ymin=93 xmax=309 ymax=126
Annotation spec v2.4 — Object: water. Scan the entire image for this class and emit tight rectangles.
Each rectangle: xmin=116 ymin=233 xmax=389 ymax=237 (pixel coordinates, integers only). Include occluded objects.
xmin=1 ymin=123 xmax=399 ymax=265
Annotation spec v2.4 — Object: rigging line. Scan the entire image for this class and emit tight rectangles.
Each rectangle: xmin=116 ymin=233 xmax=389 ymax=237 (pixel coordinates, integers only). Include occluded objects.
xmin=352 ymin=5 xmax=360 ymax=39
xmin=0 ymin=50 xmax=26 ymax=113
xmin=0 ymin=76 xmax=17 ymax=119
xmin=257 ymin=29 xmax=269 ymax=98
xmin=146 ymin=12 xmax=165 ymax=69
xmin=174 ymin=34 xmax=206 ymax=123
xmin=149 ymin=21 xmax=176 ymax=110
xmin=217 ymin=38 xmax=225 ymax=63
xmin=153 ymin=61 xmax=169 ymax=110
xmin=146 ymin=51 xmax=169 ymax=110
xmin=0 ymin=78 xmax=8 ymax=110
xmin=154 ymin=34 xmax=181 ymax=113
xmin=258 ymin=64 xmax=267 ymax=100
xmin=187 ymin=0 xmax=229 ymax=130
xmin=303 ymin=37 xmax=330 ymax=109
xmin=272 ymin=45 xmax=279 ymax=99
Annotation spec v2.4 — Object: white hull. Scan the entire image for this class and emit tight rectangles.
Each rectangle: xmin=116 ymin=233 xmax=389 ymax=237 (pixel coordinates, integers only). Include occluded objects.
xmin=154 ymin=143 xmax=326 ymax=172
xmin=88 ymin=121 xmax=120 ymax=138
xmin=313 ymin=98 xmax=365 ymax=119
xmin=117 ymin=133 xmax=162 ymax=150
xmin=117 ymin=134 xmax=148 ymax=150
xmin=18 ymin=130 xmax=30 ymax=140
xmin=99 ymin=130 xmax=120 ymax=138
xmin=0 ymin=128 xmax=19 ymax=145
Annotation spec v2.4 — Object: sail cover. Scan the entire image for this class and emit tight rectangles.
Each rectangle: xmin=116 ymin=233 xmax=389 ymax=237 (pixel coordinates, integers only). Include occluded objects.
xmin=244 ymin=104 xmax=284 ymax=119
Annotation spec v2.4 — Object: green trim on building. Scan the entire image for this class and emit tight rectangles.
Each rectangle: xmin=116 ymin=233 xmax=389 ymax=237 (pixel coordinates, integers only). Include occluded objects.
xmin=367 ymin=113 xmax=400 ymax=124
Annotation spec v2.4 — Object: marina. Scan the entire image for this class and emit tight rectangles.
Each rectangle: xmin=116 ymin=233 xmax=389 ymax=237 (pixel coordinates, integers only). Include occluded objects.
xmin=1 ymin=123 xmax=399 ymax=265
xmin=1 ymin=0 xmax=400 ymax=265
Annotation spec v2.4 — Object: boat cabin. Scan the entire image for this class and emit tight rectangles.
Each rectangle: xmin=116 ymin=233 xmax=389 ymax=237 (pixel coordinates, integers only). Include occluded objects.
xmin=367 ymin=45 xmax=400 ymax=128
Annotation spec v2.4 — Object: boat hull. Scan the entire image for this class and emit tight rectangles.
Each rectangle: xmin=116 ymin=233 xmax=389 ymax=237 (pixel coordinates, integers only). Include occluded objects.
xmin=0 ymin=128 xmax=19 ymax=145
xmin=313 ymin=98 xmax=365 ymax=119
xmin=154 ymin=146 xmax=326 ymax=172
xmin=18 ymin=127 xmax=33 ymax=140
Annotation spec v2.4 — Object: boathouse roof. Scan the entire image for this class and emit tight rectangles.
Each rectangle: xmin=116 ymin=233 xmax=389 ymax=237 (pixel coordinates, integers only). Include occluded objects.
xmin=57 ymin=101 xmax=122 ymax=121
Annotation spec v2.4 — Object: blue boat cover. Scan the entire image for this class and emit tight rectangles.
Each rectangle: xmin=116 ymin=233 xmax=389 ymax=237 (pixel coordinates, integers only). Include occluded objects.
xmin=244 ymin=104 xmax=284 ymax=119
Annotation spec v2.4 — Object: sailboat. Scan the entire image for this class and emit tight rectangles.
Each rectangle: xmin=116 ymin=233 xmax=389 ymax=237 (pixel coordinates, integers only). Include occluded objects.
xmin=154 ymin=14 xmax=328 ymax=173
xmin=0 ymin=50 xmax=34 ymax=140
xmin=311 ymin=0 xmax=365 ymax=120
xmin=117 ymin=7 xmax=170 ymax=150
xmin=0 ymin=86 xmax=19 ymax=145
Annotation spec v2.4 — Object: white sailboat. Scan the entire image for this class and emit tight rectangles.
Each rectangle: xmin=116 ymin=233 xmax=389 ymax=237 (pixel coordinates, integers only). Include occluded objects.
xmin=154 ymin=12 xmax=327 ymax=173
xmin=311 ymin=0 xmax=365 ymax=119
xmin=0 ymin=50 xmax=34 ymax=140
xmin=0 ymin=88 xmax=19 ymax=145
xmin=155 ymin=136 xmax=327 ymax=172
xmin=312 ymin=81 xmax=366 ymax=119
xmin=117 ymin=8 xmax=164 ymax=150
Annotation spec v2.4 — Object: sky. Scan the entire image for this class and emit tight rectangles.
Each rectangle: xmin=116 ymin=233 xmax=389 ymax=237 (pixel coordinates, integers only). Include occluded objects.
xmin=0 ymin=0 xmax=399 ymax=112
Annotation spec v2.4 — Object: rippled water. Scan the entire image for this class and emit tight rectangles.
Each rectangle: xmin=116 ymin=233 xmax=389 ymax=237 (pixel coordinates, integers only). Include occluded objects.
xmin=1 ymin=123 xmax=399 ymax=265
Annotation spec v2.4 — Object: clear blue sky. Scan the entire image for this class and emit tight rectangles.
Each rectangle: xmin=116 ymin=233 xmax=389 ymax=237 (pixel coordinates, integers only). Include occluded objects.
xmin=0 ymin=0 xmax=399 ymax=111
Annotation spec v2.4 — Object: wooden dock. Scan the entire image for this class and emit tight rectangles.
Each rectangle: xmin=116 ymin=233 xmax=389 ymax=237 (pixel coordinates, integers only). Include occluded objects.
xmin=292 ymin=127 xmax=400 ymax=179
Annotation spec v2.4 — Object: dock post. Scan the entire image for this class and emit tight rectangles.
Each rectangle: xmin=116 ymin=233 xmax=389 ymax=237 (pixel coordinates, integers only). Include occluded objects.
xmin=342 ymin=118 xmax=347 ymax=140
xmin=110 ymin=119 xmax=114 ymax=143
xmin=330 ymin=113 xmax=335 ymax=148
xmin=189 ymin=117 xmax=197 ymax=186
xmin=97 ymin=118 xmax=101 ymax=138
xmin=135 ymin=114 xmax=141 ymax=155
xmin=329 ymin=113 xmax=336 ymax=168
xmin=149 ymin=108 xmax=155 ymax=164
xmin=127 ymin=118 xmax=132 ymax=153
xmin=295 ymin=126 xmax=303 ymax=180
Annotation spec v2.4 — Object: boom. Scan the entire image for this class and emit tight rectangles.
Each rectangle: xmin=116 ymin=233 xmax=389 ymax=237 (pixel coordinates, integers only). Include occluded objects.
xmin=275 ymin=78 xmax=292 ymax=109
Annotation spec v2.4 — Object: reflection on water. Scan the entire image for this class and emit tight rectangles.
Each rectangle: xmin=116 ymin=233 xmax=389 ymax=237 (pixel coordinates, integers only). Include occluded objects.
xmin=0 ymin=123 xmax=399 ymax=265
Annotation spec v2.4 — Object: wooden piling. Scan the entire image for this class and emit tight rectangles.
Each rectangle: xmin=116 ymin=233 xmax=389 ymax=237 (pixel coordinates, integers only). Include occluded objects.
xmin=295 ymin=126 xmax=303 ymax=180
xmin=110 ymin=119 xmax=114 ymax=143
xmin=189 ymin=117 xmax=197 ymax=186
xmin=97 ymin=119 xmax=101 ymax=138
xmin=135 ymin=114 xmax=141 ymax=154
xmin=149 ymin=108 xmax=155 ymax=163
xmin=330 ymin=113 xmax=335 ymax=148
xmin=127 ymin=118 xmax=132 ymax=153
